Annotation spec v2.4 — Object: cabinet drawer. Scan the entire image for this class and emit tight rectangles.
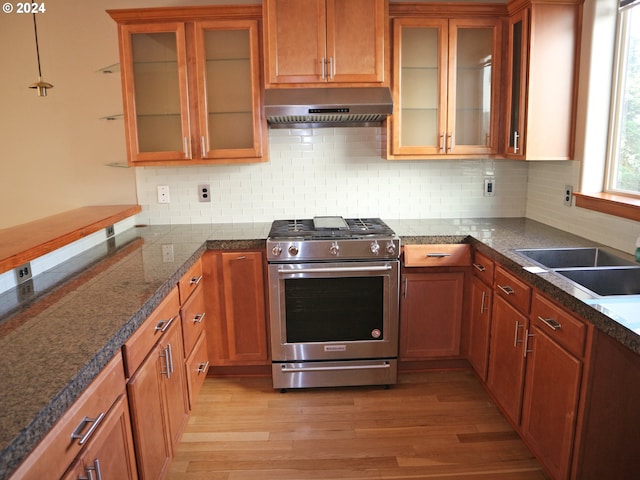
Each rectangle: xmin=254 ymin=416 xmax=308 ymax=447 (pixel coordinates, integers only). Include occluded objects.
xmin=178 ymin=259 xmax=203 ymax=304
xmin=123 ymin=287 xmax=180 ymax=377
xmin=11 ymin=354 xmax=126 ymax=480
xmin=472 ymin=250 xmax=495 ymax=286
xmin=531 ymin=292 xmax=588 ymax=358
xmin=180 ymin=283 xmax=206 ymax=356
xmin=185 ymin=332 xmax=209 ymax=409
xmin=494 ymin=266 xmax=531 ymax=315
xmin=403 ymin=244 xmax=471 ymax=267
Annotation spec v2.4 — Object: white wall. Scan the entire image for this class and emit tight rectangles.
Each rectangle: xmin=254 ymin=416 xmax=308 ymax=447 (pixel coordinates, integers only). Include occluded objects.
xmin=135 ymin=128 xmax=529 ymax=224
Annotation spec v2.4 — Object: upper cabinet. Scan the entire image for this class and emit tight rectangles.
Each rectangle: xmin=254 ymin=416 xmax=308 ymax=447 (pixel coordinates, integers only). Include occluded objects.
xmin=108 ymin=7 xmax=266 ymax=166
xmin=387 ymin=11 xmax=502 ymax=159
xmin=503 ymin=0 xmax=582 ymax=160
xmin=263 ymin=0 xmax=387 ymax=86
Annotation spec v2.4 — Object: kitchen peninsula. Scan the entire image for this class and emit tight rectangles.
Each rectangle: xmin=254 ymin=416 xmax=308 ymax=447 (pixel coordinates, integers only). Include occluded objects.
xmin=1 ymin=212 xmax=639 ymax=479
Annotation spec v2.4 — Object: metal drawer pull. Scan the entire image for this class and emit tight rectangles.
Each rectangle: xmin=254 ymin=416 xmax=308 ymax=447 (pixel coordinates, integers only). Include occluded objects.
xmin=154 ymin=315 xmax=176 ymax=333
xmin=538 ymin=316 xmax=562 ymax=331
xmin=473 ymin=263 xmax=486 ymax=272
xmin=426 ymin=253 xmax=451 ymax=258
xmin=480 ymin=291 xmax=489 ymax=313
xmin=167 ymin=343 xmax=174 ymax=375
xmin=161 ymin=344 xmax=173 ymax=379
xmin=85 ymin=459 xmax=103 ymax=480
xmin=201 ymin=136 xmax=206 ymax=156
xmin=197 ymin=361 xmax=210 ymax=374
xmin=193 ymin=312 xmax=206 ymax=324
xmin=321 ymin=57 xmax=326 ymax=79
xmin=189 ymin=275 xmax=203 ymax=286
xmin=282 ymin=362 xmax=390 ymax=373
xmin=513 ymin=321 xmax=524 ymax=347
xmin=71 ymin=412 xmax=105 ymax=445
xmin=498 ymin=284 xmax=515 ymax=295
xmin=524 ymin=329 xmax=534 ymax=358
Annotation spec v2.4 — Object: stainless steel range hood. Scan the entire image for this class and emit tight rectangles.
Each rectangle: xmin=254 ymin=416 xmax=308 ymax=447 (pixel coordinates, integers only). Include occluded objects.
xmin=264 ymin=87 xmax=393 ymax=128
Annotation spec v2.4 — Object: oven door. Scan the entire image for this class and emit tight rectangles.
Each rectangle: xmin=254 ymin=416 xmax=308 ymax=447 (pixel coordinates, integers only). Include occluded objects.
xmin=268 ymin=260 xmax=400 ymax=362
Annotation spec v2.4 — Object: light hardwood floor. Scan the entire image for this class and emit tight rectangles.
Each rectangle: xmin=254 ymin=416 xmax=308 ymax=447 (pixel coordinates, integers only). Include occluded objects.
xmin=169 ymin=371 xmax=549 ymax=479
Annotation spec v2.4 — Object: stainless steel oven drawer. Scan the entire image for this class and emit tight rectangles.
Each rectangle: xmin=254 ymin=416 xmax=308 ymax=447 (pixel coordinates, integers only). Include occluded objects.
xmin=272 ymin=359 xmax=397 ymax=389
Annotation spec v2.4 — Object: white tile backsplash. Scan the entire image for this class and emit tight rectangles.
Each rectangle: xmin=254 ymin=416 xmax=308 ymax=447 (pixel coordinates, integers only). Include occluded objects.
xmin=135 ymin=128 xmax=529 ymax=224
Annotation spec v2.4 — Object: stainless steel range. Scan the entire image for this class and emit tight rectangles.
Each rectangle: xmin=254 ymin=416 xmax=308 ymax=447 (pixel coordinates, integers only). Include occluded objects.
xmin=267 ymin=216 xmax=400 ymax=390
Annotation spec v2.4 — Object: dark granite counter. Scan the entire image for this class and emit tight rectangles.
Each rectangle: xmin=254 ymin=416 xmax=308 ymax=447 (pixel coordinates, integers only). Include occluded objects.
xmin=0 ymin=217 xmax=638 ymax=479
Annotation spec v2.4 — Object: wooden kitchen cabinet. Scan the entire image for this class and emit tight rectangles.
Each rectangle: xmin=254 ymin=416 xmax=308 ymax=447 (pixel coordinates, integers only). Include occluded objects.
xmin=203 ymin=250 xmax=269 ymax=366
xmin=388 ymin=15 xmax=502 ymax=159
xmin=399 ymin=244 xmax=469 ymax=362
xmin=503 ymin=0 xmax=582 ymax=160
xmin=487 ymin=295 xmax=528 ymax=426
xmin=520 ymin=292 xmax=589 ymax=480
xmin=467 ymin=250 xmax=494 ymax=381
xmin=9 ymin=354 xmax=135 ymax=480
xmin=124 ymin=287 xmax=188 ymax=480
xmin=263 ymin=0 xmax=386 ymax=86
xmin=62 ymin=394 xmax=137 ymax=480
xmin=109 ymin=6 xmax=265 ymax=166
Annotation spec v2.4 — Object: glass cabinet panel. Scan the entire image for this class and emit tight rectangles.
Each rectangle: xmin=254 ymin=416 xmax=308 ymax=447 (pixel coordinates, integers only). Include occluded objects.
xmin=454 ymin=27 xmax=494 ymax=148
xmin=203 ymin=29 xmax=253 ymax=150
xmin=400 ymin=27 xmax=441 ymax=148
xmin=128 ymin=28 xmax=189 ymax=158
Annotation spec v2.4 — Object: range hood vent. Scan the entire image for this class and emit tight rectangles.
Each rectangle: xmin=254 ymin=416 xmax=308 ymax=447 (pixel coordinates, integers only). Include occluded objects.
xmin=264 ymin=87 xmax=393 ymax=128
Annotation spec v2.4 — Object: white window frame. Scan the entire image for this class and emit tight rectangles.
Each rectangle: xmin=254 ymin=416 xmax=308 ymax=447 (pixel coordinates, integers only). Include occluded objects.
xmin=605 ymin=0 xmax=640 ymax=199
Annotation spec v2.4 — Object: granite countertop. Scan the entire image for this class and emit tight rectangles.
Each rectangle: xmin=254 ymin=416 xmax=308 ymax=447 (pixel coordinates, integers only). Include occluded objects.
xmin=0 ymin=217 xmax=638 ymax=479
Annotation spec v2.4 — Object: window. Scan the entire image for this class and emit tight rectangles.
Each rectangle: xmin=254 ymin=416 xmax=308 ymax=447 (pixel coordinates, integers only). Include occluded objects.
xmin=607 ymin=0 xmax=640 ymax=197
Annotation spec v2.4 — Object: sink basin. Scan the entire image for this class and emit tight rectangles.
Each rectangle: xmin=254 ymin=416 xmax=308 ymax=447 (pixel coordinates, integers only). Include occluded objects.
xmin=557 ymin=267 xmax=640 ymax=296
xmin=516 ymin=247 xmax=637 ymax=269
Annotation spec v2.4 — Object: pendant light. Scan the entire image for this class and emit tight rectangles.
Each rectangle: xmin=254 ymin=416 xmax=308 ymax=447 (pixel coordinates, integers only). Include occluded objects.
xmin=29 ymin=13 xmax=53 ymax=96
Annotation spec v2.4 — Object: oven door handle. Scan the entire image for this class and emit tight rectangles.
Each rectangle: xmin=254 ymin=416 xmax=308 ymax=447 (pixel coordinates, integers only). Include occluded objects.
xmin=277 ymin=265 xmax=393 ymax=274
xmin=281 ymin=362 xmax=391 ymax=373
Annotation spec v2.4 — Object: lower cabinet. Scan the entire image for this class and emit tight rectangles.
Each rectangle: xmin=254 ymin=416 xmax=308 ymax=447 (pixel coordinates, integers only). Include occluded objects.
xmin=400 ymin=272 xmax=465 ymax=359
xmin=63 ymin=394 xmax=138 ymax=480
xmin=124 ymin=287 xmax=189 ymax=480
xmin=204 ymin=250 xmax=269 ymax=366
xmin=9 ymin=354 xmax=136 ymax=480
xmin=467 ymin=275 xmax=492 ymax=380
xmin=486 ymin=295 xmax=528 ymax=425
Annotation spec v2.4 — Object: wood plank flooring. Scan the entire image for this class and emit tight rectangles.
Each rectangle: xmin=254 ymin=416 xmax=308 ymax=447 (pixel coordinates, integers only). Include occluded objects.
xmin=169 ymin=371 xmax=549 ymax=480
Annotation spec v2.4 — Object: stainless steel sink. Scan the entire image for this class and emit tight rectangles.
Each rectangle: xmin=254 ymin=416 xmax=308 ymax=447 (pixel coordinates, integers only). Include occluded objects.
xmin=556 ymin=267 xmax=640 ymax=297
xmin=516 ymin=247 xmax=638 ymax=269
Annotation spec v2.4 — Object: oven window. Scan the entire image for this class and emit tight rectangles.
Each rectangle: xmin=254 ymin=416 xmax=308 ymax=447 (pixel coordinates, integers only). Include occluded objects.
xmin=285 ymin=276 xmax=384 ymax=343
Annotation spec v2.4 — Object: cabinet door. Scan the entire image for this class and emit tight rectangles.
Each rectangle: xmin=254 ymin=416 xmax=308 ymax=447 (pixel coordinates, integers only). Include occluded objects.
xmin=521 ymin=325 xmax=582 ymax=480
xmin=327 ymin=0 xmax=385 ymax=83
xmin=504 ymin=8 xmax=528 ymax=157
xmin=119 ymin=22 xmax=191 ymax=163
xmin=127 ymin=343 xmax=172 ymax=480
xmin=161 ymin=318 xmax=189 ymax=452
xmin=392 ymin=18 xmax=448 ymax=156
xmin=447 ymin=18 xmax=501 ymax=155
xmin=468 ymin=276 xmax=492 ymax=381
xmin=205 ymin=251 xmax=269 ymax=365
xmin=195 ymin=20 xmax=263 ymax=160
xmin=63 ymin=395 xmax=137 ymax=480
xmin=399 ymin=272 xmax=464 ymax=359
xmin=264 ymin=0 xmax=327 ymax=84
xmin=487 ymin=295 xmax=527 ymax=425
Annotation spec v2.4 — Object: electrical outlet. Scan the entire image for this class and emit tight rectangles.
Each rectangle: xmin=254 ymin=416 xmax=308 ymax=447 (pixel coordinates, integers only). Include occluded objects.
xmin=161 ymin=244 xmax=174 ymax=263
xmin=157 ymin=185 xmax=170 ymax=204
xmin=484 ymin=178 xmax=495 ymax=197
xmin=198 ymin=184 xmax=211 ymax=203
xmin=14 ymin=262 xmax=33 ymax=285
xmin=564 ymin=185 xmax=573 ymax=206
xmin=105 ymin=225 xmax=115 ymax=238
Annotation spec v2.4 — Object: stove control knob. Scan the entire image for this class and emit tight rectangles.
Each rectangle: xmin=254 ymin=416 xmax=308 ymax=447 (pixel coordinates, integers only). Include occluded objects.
xmin=370 ymin=241 xmax=380 ymax=255
xmin=271 ymin=244 xmax=283 ymax=257
xmin=385 ymin=242 xmax=397 ymax=255
xmin=288 ymin=244 xmax=299 ymax=256
xmin=329 ymin=242 xmax=340 ymax=256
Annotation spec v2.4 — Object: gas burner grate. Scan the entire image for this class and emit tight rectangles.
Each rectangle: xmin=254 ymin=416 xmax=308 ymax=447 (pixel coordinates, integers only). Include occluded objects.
xmin=268 ymin=218 xmax=395 ymax=239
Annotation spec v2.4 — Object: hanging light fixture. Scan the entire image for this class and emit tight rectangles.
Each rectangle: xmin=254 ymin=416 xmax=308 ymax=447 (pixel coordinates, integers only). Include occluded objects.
xmin=29 ymin=13 xmax=53 ymax=96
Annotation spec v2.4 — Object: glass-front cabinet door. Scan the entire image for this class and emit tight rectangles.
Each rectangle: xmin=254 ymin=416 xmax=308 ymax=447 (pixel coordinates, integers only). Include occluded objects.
xmin=390 ymin=17 xmax=501 ymax=158
xmin=504 ymin=9 xmax=528 ymax=157
xmin=120 ymin=23 xmax=191 ymax=163
xmin=195 ymin=20 xmax=262 ymax=160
